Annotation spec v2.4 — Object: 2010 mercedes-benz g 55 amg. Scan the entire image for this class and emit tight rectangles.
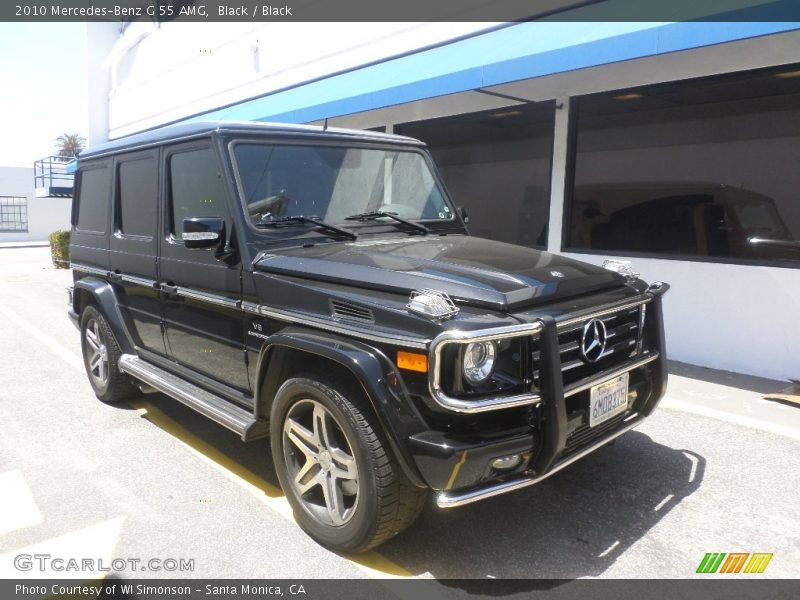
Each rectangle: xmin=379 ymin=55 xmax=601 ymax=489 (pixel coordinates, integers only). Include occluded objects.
xmin=68 ymin=121 xmax=669 ymax=552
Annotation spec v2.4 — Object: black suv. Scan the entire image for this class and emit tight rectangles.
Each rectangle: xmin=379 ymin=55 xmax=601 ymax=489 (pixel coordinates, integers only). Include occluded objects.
xmin=68 ymin=121 xmax=669 ymax=552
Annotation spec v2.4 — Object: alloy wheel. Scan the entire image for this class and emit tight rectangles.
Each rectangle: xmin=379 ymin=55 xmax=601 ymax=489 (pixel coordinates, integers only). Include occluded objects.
xmin=282 ymin=399 xmax=360 ymax=527
xmin=84 ymin=318 xmax=109 ymax=387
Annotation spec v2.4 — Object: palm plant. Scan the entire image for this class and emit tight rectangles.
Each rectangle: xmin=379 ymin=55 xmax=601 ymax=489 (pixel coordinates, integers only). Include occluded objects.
xmin=54 ymin=133 xmax=86 ymax=160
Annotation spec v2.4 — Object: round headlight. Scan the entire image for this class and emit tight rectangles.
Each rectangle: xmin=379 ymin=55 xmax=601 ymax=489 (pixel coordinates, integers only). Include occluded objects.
xmin=462 ymin=341 xmax=497 ymax=385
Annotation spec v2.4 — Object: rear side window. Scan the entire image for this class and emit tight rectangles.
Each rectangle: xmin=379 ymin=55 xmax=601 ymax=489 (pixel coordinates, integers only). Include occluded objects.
xmin=117 ymin=155 xmax=158 ymax=238
xmin=76 ymin=165 xmax=110 ymax=233
xmin=168 ymin=147 xmax=229 ymax=237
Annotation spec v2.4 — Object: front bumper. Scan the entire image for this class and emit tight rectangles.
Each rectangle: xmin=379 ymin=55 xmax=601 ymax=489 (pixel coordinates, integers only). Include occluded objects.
xmin=410 ymin=284 xmax=669 ymax=508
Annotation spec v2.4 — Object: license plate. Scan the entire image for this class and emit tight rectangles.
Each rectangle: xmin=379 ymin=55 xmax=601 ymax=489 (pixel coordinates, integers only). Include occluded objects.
xmin=589 ymin=373 xmax=629 ymax=427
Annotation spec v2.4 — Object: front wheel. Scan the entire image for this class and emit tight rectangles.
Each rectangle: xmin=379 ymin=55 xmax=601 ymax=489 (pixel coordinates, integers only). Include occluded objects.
xmin=270 ymin=375 xmax=427 ymax=553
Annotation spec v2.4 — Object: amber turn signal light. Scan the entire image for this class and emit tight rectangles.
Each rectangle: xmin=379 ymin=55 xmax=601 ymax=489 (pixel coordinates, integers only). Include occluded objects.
xmin=397 ymin=351 xmax=428 ymax=373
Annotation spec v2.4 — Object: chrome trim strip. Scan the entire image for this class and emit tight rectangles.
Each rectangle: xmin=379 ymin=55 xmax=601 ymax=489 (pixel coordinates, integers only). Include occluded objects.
xmin=437 ymin=415 xmax=644 ymax=508
xmin=563 ymin=352 xmax=660 ymax=398
xmin=176 ymin=287 xmax=239 ymax=309
xmin=428 ymin=322 xmax=544 ymax=413
xmin=556 ymin=296 xmax=652 ymax=332
xmin=252 ymin=303 xmax=431 ymax=350
xmin=121 ymin=274 xmax=158 ymax=288
xmin=70 ymin=263 xmax=108 ymax=277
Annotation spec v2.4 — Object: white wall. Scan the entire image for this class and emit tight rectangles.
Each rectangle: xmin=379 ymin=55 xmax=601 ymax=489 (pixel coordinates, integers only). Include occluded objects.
xmin=99 ymin=22 xmax=500 ymax=139
xmin=563 ymin=252 xmax=800 ymax=382
xmin=0 ymin=166 xmax=72 ymax=243
xmin=0 ymin=197 xmax=72 ymax=243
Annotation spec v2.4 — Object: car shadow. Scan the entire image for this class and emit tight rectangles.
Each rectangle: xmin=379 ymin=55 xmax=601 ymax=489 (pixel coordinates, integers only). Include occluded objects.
xmin=122 ymin=393 xmax=704 ymax=581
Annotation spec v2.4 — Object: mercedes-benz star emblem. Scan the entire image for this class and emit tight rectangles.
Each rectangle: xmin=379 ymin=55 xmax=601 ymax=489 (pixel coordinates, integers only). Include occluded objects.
xmin=580 ymin=318 xmax=607 ymax=363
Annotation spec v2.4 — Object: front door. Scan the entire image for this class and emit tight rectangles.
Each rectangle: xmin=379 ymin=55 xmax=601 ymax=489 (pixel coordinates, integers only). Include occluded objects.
xmin=158 ymin=141 xmax=250 ymax=394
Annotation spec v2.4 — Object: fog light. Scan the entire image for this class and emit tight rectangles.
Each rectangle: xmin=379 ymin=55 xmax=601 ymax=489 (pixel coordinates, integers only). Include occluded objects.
xmin=491 ymin=454 xmax=522 ymax=471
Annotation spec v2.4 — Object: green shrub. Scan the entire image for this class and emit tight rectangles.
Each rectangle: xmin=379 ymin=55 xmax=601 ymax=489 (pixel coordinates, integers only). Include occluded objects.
xmin=48 ymin=230 xmax=71 ymax=269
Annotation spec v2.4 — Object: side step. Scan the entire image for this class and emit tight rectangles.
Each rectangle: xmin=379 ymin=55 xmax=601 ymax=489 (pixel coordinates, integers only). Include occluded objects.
xmin=118 ymin=354 xmax=267 ymax=441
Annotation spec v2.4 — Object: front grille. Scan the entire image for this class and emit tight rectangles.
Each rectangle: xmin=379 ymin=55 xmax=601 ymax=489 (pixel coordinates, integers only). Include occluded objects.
xmin=532 ymin=303 xmax=645 ymax=387
xmin=562 ymin=412 xmax=628 ymax=457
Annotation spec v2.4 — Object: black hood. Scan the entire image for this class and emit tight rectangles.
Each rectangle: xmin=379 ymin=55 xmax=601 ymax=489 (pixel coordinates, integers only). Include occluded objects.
xmin=253 ymin=235 xmax=625 ymax=311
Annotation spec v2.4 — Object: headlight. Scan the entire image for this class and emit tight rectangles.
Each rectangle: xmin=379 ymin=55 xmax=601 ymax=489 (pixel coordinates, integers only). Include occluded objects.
xmin=462 ymin=341 xmax=497 ymax=385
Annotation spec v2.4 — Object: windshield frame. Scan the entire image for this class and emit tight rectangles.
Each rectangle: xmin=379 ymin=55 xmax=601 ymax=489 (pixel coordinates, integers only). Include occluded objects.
xmin=227 ymin=137 xmax=459 ymax=240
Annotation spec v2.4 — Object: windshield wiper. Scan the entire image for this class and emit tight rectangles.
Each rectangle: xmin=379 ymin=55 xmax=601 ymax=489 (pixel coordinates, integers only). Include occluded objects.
xmin=255 ymin=215 xmax=357 ymax=240
xmin=344 ymin=211 xmax=429 ymax=235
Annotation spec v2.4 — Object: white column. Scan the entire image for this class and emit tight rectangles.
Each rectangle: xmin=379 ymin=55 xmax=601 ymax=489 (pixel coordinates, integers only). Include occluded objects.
xmin=84 ymin=23 xmax=120 ymax=146
xmin=546 ymin=98 xmax=571 ymax=254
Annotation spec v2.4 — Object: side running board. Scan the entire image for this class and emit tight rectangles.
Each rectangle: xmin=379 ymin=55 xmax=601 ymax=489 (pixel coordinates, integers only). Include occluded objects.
xmin=118 ymin=354 xmax=267 ymax=441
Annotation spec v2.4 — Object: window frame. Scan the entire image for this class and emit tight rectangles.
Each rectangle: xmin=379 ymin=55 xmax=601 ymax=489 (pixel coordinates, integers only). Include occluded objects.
xmin=227 ymin=137 xmax=460 ymax=238
xmin=74 ymin=160 xmax=112 ymax=236
xmin=113 ymin=150 xmax=159 ymax=242
xmin=562 ymin=72 xmax=800 ymax=270
xmin=163 ymin=139 xmax=233 ymax=246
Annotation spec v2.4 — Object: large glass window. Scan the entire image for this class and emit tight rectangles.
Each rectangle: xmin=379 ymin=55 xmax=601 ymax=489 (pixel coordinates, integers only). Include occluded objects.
xmin=76 ymin=164 xmax=110 ymax=233
xmin=117 ymin=155 xmax=157 ymax=238
xmin=168 ymin=147 xmax=229 ymax=237
xmin=233 ymin=144 xmax=450 ymax=225
xmin=397 ymin=102 xmax=556 ymax=248
xmin=567 ymin=65 xmax=800 ymax=264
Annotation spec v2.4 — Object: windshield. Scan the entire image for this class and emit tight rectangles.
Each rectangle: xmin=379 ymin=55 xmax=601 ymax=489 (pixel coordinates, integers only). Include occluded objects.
xmin=233 ymin=143 xmax=452 ymax=227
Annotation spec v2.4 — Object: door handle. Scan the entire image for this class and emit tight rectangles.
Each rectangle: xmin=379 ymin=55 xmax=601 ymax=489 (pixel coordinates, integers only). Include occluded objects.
xmin=161 ymin=283 xmax=179 ymax=297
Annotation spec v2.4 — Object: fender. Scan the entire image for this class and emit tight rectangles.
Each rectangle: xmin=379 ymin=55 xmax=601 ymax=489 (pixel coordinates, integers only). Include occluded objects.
xmin=72 ymin=277 xmax=136 ymax=355
xmin=256 ymin=326 xmax=428 ymax=487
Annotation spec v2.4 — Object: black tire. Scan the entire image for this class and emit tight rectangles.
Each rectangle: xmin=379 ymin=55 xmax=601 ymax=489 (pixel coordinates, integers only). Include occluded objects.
xmin=80 ymin=305 xmax=136 ymax=404
xmin=270 ymin=374 xmax=427 ymax=553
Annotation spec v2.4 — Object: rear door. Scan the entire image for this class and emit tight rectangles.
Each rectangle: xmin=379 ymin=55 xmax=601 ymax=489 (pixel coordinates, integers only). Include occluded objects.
xmin=109 ymin=150 xmax=165 ymax=355
xmin=158 ymin=140 xmax=250 ymax=394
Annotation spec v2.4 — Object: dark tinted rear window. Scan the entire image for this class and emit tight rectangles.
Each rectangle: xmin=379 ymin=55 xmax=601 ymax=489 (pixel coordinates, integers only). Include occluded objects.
xmin=117 ymin=156 xmax=157 ymax=237
xmin=77 ymin=165 xmax=110 ymax=233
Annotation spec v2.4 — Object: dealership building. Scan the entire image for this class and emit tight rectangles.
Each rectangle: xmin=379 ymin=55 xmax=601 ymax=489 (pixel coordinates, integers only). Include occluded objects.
xmin=82 ymin=14 xmax=800 ymax=381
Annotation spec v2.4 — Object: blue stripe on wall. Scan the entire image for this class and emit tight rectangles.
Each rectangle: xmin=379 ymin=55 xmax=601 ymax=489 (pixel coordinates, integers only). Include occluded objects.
xmin=185 ymin=20 xmax=800 ymax=126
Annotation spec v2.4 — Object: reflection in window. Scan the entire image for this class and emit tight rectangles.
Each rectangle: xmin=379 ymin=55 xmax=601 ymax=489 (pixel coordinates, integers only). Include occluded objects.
xmin=233 ymin=144 xmax=449 ymax=225
xmin=169 ymin=148 xmax=228 ymax=236
xmin=397 ymin=102 xmax=555 ymax=249
xmin=567 ymin=66 xmax=800 ymax=263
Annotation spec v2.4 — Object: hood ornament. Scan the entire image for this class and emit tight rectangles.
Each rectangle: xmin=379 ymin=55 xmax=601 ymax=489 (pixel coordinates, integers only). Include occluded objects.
xmin=407 ymin=289 xmax=459 ymax=321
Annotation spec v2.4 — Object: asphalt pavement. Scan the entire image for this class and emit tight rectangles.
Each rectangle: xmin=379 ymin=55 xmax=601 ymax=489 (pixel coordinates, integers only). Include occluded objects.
xmin=1 ymin=247 xmax=798 ymax=581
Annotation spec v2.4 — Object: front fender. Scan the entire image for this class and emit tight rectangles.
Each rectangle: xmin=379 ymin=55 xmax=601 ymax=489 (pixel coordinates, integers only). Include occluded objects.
xmin=72 ymin=277 xmax=135 ymax=354
xmin=256 ymin=327 xmax=428 ymax=487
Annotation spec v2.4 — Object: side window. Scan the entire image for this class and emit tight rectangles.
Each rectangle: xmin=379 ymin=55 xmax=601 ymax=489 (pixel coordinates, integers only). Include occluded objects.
xmin=76 ymin=165 xmax=110 ymax=233
xmin=168 ymin=147 xmax=229 ymax=237
xmin=117 ymin=155 xmax=158 ymax=238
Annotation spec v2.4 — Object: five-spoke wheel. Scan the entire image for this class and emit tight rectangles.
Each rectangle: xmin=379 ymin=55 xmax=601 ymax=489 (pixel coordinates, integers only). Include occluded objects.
xmin=271 ymin=375 xmax=428 ymax=553
xmin=79 ymin=305 xmax=135 ymax=403
xmin=282 ymin=399 xmax=359 ymax=526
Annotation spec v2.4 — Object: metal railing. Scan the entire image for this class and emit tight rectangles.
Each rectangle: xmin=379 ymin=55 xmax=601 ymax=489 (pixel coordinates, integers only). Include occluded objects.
xmin=0 ymin=196 xmax=28 ymax=232
xmin=34 ymin=156 xmax=74 ymax=197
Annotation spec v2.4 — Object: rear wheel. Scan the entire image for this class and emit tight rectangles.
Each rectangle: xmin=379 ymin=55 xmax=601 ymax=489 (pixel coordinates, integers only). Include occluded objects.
xmin=270 ymin=374 xmax=427 ymax=553
xmin=80 ymin=305 xmax=135 ymax=403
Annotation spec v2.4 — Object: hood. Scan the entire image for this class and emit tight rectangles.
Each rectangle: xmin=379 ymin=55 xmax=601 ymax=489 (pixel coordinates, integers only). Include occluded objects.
xmin=253 ymin=235 xmax=625 ymax=311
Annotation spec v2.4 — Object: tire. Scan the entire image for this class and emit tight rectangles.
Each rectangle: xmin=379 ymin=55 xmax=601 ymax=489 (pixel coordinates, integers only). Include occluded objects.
xmin=270 ymin=374 xmax=428 ymax=553
xmin=80 ymin=305 xmax=136 ymax=404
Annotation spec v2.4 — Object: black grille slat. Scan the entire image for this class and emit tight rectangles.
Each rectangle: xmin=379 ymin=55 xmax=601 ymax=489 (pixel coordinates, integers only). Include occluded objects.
xmin=563 ymin=413 xmax=628 ymax=456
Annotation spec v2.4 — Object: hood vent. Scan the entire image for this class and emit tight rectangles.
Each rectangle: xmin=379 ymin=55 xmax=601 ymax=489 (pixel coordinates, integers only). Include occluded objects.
xmin=330 ymin=299 xmax=375 ymax=324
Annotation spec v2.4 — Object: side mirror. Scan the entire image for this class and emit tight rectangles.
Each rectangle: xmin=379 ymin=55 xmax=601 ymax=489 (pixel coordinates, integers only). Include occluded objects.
xmin=182 ymin=217 xmax=224 ymax=249
xmin=458 ymin=206 xmax=469 ymax=225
